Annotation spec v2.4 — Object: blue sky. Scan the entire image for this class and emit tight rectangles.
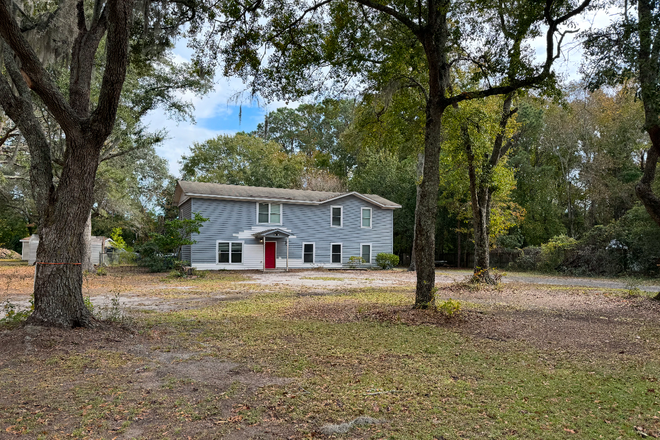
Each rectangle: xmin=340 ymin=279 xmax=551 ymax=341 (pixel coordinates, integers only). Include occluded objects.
xmin=144 ymin=40 xmax=289 ymax=177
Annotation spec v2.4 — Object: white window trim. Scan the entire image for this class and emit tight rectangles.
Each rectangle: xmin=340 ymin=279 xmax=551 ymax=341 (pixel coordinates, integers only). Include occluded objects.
xmin=330 ymin=205 xmax=343 ymax=228
xmin=256 ymin=202 xmax=283 ymax=225
xmin=360 ymin=243 xmax=372 ymax=264
xmin=330 ymin=243 xmax=343 ymax=265
xmin=216 ymin=240 xmax=244 ymax=264
xmin=302 ymin=242 xmax=315 ymax=264
xmin=361 ymin=207 xmax=372 ymax=229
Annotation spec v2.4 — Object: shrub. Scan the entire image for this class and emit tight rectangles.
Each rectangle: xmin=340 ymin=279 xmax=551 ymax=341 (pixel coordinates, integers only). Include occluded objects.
xmin=510 ymin=246 xmax=542 ymax=271
xmin=96 ymin=267 xmax=108 ymax=276
xmin=538 ymin=235 xmax=577 ymax=272
xmin=136 ymin=212 xmax=207 ymax=272
xmin=436 ymin=298 xmax=462 ymax=318
xmin=1 ymin=299 xmax=32 ymax=325
xmin=375 ymin=253 xmax=400 ymax=269
xmin=168 ymin=269 xmax=185 ymax=278
xmin=347 ymin=256 xmax=365 ymax=269
xmin=84 ymin=296 xmax=94 ymax=314
xmin=192 ymin=269 xmax=209 ymax=278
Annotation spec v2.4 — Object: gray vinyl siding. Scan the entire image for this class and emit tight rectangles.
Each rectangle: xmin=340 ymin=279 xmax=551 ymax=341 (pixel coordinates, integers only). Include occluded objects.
xmin=188 ymin=195 xmax=394 ymax=268
xmin=179 ymin=200 xmax=192 ymax=263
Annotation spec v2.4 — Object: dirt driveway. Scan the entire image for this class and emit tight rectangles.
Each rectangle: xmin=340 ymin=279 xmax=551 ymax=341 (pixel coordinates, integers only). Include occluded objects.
xmin=1 ymin=268 xmax=659 ymax=320
xmin=248 ymin=268 xmax=660 ymax=292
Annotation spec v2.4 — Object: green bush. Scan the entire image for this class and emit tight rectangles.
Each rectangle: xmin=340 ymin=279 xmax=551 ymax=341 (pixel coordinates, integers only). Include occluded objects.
xmin=511 ymin=205 xmax=660 ymax=277
xmin=1 ymin=299 xmax=32 ymax=325
xmin=84 ymin=296 xmax=94 ymax=314
xmin=192 ymin=269 xmax=209 ymax=278
xmin=538 ymin=235 xmax=578 ymax=272
xmin=347 ymin=256 xmax=365 ymax=269
xmin=136 ymin=212 xmax=207 ymax=272
xmin=436 ymin=298 xmax=462 ymax=318
xmin=375 ymin=253 xmax=400 ymax=269
xmin=509 ymin=247 xmax=541 ymax=271
xmin=167 ymin=269 xmax=185 ymax=278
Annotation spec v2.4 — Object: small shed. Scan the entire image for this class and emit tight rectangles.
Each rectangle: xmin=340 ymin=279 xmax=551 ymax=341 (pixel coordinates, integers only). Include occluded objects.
xmin=20 ymin=235 xmax=107 ymax=265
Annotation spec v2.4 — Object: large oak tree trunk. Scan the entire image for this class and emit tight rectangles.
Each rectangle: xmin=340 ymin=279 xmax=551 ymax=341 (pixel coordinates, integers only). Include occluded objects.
xmin=414 ymin=100 xmax=443 ymax=308
xmin=408 ymin=152 xmax=424 ymax=272
xmin=0 ymin=0 xmax=133 ymax=327
xmin=29 ymin=137 xmax=102 ymax=327
xmin=636 ymin=129 xmax=660 ymax=227
xmin=472 ymin=187 xmax=494 ymax=283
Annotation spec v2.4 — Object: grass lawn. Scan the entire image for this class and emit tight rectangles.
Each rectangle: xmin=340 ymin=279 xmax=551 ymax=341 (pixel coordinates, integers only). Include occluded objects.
xmin=1 ymin=269 xmax=659 ymax=439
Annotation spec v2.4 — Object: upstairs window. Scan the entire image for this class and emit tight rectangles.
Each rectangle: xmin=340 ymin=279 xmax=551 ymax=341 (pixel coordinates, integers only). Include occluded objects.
xmin=331 ymin=206 xmax=342 ymax=227
xmin=258 ymin=203 xmax=282 ymax=224
xmin=361 ymin=208 xmax=372 ymax=228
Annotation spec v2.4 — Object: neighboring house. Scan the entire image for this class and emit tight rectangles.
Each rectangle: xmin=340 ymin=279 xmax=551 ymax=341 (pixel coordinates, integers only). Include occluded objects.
xmin=174 ymin=181 xmax=401 ymax=270
xmin=20 ymin=235 xmax=107 ymax=266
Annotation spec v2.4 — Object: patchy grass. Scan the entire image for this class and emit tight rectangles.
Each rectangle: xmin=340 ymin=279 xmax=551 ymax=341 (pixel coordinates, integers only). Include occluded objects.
xmin=161 ymin=272 xmax=252 ymax=284
xmin=300 ymin=276 xmax=346 ymax=281
xmin=0 ymin=259 xmax=26 ymax=266
xmin=1 ymin=275 xmax=660 ymax=439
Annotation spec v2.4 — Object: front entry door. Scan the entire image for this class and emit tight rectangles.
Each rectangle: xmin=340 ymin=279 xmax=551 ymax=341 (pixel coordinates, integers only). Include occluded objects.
xmin=265 ymin=242 xmax=276 ymax=269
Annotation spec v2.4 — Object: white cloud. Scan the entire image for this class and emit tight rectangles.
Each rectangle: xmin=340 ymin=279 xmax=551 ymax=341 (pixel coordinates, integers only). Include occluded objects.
xmin=151 ymin=118 xmax=237 ymax=177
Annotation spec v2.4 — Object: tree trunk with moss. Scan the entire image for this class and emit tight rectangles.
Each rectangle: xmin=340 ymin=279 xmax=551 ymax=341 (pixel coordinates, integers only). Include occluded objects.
xmin=0 ymin=0 xmax=133 ymax=327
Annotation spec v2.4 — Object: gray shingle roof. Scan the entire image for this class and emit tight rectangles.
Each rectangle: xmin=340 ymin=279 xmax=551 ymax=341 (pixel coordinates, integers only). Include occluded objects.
xmin=175 ymin=181 xmax=401 ymax=209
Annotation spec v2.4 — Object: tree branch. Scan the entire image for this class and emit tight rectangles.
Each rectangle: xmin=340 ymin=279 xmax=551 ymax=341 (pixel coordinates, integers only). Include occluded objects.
xmin=0 ymin=0 xmax=80 ymax=136
xmin=351 ymin=0 xmax=422 ymax=35
xmin=448 ymin=0 xmax=592 ymax=106
xmin=0 ymin=124 xmax=17 ymax=148
xmin=89 ymin=0 xmax=133 ymax=140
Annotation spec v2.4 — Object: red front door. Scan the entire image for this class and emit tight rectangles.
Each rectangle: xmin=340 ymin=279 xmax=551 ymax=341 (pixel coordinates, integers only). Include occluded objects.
xmin=265 ymin=242 xmax=276 ymax=269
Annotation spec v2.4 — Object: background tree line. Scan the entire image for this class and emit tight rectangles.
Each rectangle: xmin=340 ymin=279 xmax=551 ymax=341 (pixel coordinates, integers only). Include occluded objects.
xmin=2 ymin=0 xmax=659 ymax=327
xmin=3 ymin=80 xmax=658 ymax=277
xmin=177 ymin=81 xmax=659 ymax=277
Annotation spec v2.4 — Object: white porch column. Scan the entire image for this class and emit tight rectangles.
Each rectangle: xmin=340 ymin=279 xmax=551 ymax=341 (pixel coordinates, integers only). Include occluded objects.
xmin=262 ymin=237 xmax=266 ymax=272
xmin=286 ymin=237 xmax=289 ymax=272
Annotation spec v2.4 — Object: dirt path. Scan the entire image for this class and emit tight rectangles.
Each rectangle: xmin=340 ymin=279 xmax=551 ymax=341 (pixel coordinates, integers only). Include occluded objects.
xmin=434 ymin=269 xmax=660 ymax=292
xmin=1 ymin=268 xmax=658 ymax=320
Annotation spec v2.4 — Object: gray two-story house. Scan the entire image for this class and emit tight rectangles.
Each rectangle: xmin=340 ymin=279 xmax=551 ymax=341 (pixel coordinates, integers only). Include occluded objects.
xmin=174 ymin=181 xmax=401 ymax=270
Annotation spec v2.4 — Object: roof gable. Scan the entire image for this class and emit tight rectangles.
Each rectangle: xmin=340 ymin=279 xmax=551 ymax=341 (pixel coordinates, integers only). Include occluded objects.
xmin=174 ymin=181 xmax=401 ymax=209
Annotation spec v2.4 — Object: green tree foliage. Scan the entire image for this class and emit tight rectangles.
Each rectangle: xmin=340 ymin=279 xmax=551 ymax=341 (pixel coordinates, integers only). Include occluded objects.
xmin=441 ymin=98 xmax=524 ymax=245
xmin=582 ymin=0 xmax=660 ymax=228
xmin=0 ymin=207 xmax=29 ymax=253
xmin=210 ymin=0 xmax=592 ymax=307
xmin=507 ymin=87 xmax=648 ymax=245
xmin=181 ymin=133 xmax=307 ymax=189
xmin=253 ymin=99 xmax=357 ymax=177
xmin=137 ymin=212 xmax=208 ymax=272
xmin=508 ymin=99 xmax=567 ymax=245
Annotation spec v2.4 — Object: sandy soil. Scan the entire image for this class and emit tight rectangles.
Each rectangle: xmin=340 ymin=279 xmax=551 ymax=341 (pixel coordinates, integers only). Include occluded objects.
xmin=1 ymin=268 xmax=659 ymax=319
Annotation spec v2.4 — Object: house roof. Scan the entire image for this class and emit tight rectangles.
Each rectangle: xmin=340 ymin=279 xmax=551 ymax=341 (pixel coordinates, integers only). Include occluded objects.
xmin=174 ymin=181 xmax=401 ymax=209
xmin=252 ymin=228 xmax=294 ymax=239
